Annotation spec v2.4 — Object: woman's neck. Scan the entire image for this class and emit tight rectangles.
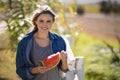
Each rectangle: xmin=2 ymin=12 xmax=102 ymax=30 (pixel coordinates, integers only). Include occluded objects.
xmin=34 ymin=31 xmax=50 ymax=47
xmin=35 ymin=31 xmax=49 ymax=39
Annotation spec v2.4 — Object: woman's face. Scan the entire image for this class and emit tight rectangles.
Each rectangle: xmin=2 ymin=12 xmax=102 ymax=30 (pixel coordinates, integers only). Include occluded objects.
xmin=35 ymin=13 xmax=53 ymax=33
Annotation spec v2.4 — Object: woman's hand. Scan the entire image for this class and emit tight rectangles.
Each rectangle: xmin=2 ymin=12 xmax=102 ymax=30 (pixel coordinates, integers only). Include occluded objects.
xmin=31 ymin=66 xmax=50 ymax=74
xmin=60 ymin=50 xmax=67 ymax=61
xmin=60 ymin=50 xmax=68 ymax=70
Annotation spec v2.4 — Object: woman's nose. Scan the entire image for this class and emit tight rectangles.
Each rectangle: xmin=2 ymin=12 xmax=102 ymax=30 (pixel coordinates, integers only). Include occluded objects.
xmin=43 ymin=22 xmax=48 ymax=26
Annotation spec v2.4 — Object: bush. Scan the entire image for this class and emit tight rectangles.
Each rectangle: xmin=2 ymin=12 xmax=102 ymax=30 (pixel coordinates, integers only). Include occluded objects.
xmin=112 ymin=2 xmax=120 ymax=14
xmin=76 ymin=5 xmax=84 ymax=15
xmin=86 ymin=64 xmax=105 ymax=80
xmin=99 ymin=1 xmax=111 ymax=14
xmin=99 ymin=1 xmax=120 ymax=14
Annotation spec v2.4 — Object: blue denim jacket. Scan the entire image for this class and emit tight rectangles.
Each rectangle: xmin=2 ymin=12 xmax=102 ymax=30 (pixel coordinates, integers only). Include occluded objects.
xmin=16 ymin=30 xmax=66 ymax=80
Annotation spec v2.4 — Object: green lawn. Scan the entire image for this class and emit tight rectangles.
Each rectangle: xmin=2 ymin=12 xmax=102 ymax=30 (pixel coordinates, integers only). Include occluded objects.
xmin=71 ymin=32 xmax=120 ymax=80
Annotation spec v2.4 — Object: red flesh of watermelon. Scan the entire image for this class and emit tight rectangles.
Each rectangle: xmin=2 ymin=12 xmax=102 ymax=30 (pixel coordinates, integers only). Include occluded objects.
xmin=42 ymin=52 xmax=61 ymax=69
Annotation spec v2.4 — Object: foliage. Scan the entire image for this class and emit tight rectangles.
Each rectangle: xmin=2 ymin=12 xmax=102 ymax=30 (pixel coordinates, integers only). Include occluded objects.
xmin=68 ymin=2 xmax=76 ymax=16
xmin=99 ymin=1 xmax=120 ymax=14
xmin=2 ymin=0 xmax=37 ymax=49
xmin=72 ymin=33 xmax=120 ymax=80
xmin=103 ymin=40 xmax=120 ymax=64
xmin=112 ymin=2 xmax=120 ymax=13
xmin=0 ymin=1 xmax=7 ymax=14
xmin=76 ymin=5 xmax=84 ymax=15
xmin=99 ymin=1 xmax=111 ymax=14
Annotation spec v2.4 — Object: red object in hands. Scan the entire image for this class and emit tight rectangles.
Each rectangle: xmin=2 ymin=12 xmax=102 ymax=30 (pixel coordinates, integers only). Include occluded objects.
xmin=40 ymin=52 xmax=61 ymax=69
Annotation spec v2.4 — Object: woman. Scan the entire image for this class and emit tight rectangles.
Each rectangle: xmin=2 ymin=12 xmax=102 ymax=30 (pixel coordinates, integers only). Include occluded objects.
xmin=16 ymin=5 xmax=69 ymax=80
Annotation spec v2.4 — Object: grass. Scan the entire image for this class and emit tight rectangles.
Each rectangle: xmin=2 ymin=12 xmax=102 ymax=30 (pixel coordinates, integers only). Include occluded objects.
xmin=71 ymin=32 xmax=120 ymax=80
xmin=0 ymin=50 xmax=19 ymax=80
xmin=78 ymin=4 xmax=100 ymax=13
xmin=71 ymin=32 xmax=104 ymax=70
xmin=84 ymin=4 xmax=100 ymax=13
xmin=72 ymin=32 xmax=103 ymax=56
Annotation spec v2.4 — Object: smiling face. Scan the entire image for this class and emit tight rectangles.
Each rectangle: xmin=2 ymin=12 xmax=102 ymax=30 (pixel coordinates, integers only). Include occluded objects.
xmin=35 ymin=13 xmax=54 ymax=33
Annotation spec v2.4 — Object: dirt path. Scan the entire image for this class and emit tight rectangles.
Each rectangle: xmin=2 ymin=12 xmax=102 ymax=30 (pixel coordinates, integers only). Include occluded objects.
xmin=69 ymin=13 xmax=120 ymax=41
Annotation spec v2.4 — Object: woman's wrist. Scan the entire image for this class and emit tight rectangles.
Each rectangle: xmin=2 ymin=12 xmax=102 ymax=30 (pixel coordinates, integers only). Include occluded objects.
xmin=61 ymin=60 xmax=68 ymax=70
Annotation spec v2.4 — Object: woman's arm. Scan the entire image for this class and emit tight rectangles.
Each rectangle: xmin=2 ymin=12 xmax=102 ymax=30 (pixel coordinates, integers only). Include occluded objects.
xmin=16 ymin=40 xmax=35 ymax=80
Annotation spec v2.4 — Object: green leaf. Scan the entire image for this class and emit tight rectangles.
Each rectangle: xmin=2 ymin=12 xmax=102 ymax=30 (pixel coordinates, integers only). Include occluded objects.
xmin=39 ymin=61 xmax=44 ymax=66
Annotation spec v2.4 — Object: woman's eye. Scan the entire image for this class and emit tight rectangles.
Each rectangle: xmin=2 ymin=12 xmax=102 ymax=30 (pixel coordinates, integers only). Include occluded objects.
xmin=39 ymin=20 xmax=43 ymax=22
xmin=38 ymin=20 xmax=52 ymax=24
xmin=47 ymin=20 xmax=51 ymax=23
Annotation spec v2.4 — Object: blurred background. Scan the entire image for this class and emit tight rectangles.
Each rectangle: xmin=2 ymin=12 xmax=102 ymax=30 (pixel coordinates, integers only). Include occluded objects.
xmin=0 ymin=0 xmax=120 ymax=80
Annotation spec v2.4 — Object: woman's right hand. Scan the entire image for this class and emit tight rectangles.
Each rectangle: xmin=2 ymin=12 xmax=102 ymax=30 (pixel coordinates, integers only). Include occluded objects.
xmin=31 ymin=66 xmax=50 ymax=74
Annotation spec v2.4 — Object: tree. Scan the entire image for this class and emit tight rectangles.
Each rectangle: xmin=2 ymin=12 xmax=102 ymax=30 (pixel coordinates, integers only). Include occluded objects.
xmin=1 ymin=0 xmax=36 ymax=50
xmin=99 ymin=0 xmax=120 ymax=14
xmin=103 ymin=34 xmax=120 ymax=64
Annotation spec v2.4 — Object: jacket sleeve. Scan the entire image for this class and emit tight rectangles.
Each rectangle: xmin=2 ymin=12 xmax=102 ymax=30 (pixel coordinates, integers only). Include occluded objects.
xmin=16 ymin=40 xmax=34 ymax=80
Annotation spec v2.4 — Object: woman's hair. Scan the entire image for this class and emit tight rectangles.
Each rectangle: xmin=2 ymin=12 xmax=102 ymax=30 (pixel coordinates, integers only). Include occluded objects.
xmin=32 ymin=5 xmax=56 ymax=31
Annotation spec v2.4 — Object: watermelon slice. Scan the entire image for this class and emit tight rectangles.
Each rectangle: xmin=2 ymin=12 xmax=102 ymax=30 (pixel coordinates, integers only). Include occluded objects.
xmin=39 ymin=52 xmax=61 ymax=69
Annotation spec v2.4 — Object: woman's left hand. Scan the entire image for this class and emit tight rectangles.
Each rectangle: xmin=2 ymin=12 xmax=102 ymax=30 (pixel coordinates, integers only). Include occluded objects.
xmin=60 ymin=50 xmax=68 ymax=70
xmin=60 ymin=50 xmax=67 ymax=61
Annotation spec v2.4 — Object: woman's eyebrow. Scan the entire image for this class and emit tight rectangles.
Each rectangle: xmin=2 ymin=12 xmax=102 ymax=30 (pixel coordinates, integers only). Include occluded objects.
xmin=39 ymin=19 xmax=52 ymax=21
xmin=39 ymin=19 xmax=44 ymax=22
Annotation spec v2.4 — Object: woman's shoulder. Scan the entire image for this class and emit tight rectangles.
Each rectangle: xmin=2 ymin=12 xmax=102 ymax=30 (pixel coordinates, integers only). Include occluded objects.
xmin=18 ymin=31 xmax=34 ymax=45
xmin=50 ymin=32 xmax=66 ymax=46
xmin=49 ymin=32 xmax=64 ymax=40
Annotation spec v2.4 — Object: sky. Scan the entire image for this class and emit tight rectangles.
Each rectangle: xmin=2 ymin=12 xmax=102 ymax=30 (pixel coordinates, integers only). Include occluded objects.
xmin=60 ymin=0 xmax=120 ymax=4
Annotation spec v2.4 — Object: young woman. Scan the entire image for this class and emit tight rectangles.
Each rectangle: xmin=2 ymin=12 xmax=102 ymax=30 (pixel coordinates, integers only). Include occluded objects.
xmin=16 ymin=5 xmax=69 ymax=80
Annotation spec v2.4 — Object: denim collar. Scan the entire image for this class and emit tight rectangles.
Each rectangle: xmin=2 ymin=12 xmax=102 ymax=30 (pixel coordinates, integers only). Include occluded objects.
xmin=25 ymin=30 xmax=57 ymax=40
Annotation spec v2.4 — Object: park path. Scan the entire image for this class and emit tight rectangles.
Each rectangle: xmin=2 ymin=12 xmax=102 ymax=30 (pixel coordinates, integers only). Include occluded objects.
xmin=67 ymin=13 xmax=120 ymax=41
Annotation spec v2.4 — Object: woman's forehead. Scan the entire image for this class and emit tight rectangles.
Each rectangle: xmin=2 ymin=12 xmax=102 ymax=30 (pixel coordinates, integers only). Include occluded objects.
xmin=37 ymin=14 xmax=53 ymax=20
